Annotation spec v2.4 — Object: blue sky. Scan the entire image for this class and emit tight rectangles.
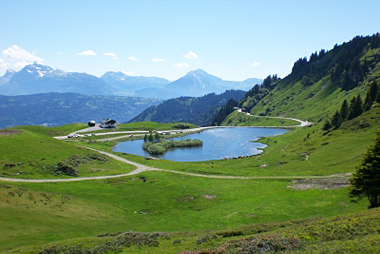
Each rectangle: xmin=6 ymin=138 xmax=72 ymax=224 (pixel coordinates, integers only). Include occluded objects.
xmin=0 ymin=0 xmax=379 ymax=81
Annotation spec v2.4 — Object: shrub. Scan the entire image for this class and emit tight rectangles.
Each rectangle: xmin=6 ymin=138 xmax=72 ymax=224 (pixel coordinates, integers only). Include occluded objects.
xmin=54 ymin=161 xmax=79 ymax=176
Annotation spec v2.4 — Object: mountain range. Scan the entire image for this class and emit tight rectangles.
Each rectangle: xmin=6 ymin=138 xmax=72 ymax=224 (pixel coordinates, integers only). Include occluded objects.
xmin=0 ymin=93 xmax=160 ymax=129
xmin=0 ymin=64 xmax=262 ymax=99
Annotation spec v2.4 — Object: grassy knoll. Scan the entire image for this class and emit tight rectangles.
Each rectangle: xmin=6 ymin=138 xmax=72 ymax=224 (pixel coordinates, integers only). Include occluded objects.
xmin=0 ymin=129 xmax=134 ymax=178
xmin=0 ymin=170 xmax=367 ymax=252
xmin=10 ymin=123 xmax=88 ymax=137
xmin=222 ymin=111 xmax=299 ymax=126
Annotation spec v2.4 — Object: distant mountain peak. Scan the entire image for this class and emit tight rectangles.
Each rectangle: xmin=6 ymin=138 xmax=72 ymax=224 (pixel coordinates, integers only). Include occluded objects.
xmin=187 ymin=69 xmax=209 ymax=76
xmin=4 ymin=69 xmax=16 ymax=77
xmin=19 ymin=63 xmax=68 ymax=78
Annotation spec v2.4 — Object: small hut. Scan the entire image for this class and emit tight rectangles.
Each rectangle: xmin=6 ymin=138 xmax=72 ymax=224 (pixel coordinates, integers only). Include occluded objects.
xmin=100 ymin=119 xmax=117 ymax=128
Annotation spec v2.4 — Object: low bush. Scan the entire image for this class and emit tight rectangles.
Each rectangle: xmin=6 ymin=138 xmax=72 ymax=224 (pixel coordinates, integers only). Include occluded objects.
xmin=53 ymin=154 xmax=109 ymax=176
xmin=40 ymin=232 xmax=170 ymax=254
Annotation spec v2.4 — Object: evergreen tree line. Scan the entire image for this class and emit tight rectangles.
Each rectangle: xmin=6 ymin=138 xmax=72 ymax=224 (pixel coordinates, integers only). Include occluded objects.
xmin=290 ymin=34 xmax=380 ymax=90
xmin=143 ymin=131 xmax=161 ymax=143
xmin=238 ymin=74 xmax=279 ymax=112
xmin=322 ymin=81 xmax=379 ymax=131
xmin=211 ymin=99 xmax=238 ymax=126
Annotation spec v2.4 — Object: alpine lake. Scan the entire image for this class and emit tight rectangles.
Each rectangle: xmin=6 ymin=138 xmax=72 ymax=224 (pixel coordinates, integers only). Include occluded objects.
xmin=113 ymin=127 xmax=289 ymax=162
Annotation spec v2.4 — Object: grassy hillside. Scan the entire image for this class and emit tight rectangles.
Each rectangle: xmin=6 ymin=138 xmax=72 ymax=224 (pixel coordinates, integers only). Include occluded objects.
xmin=0 ymin=127 xmax=135 ymax=179
xmin=239 ymin=35 xmax=380 ymax=123
xmin=221 ymin=111 xmax=299 ymax=127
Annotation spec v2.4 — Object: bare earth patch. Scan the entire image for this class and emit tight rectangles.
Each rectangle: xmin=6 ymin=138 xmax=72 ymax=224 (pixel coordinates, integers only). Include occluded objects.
xmin=0 ymin=129 xmax=21 ymax=136
xmin=287 ymin=173 xmax=350 ymax=190
xmin=203 ymin=195 xmax=217 ymax=199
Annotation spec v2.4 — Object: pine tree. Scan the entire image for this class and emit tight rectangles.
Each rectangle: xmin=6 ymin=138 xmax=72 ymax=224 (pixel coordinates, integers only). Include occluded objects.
xmin=349 ymin=132 xmax=380 ymax=208
xmin=348 ymin=95 xmax=363 ymax=120
xmin=355 ymin=94 xmax=364 ymax=116
xmin=330 ymin=111 xmax=342 ymax=129
xmin=154 ymin=132 xmax=160 ymax=142
xmin=144 ymin=134 xmax=148 ymax=142
xmin=148 ymin=132 xmax=154 ymax=142
xmin=348 ymin=97 xmax=357 ymax=120
xmin=339 ymin=99 xmax=348 ymax=121
xmin=322 ymin=120 xmax=331 ymax=131
xmin=363 ymin=91 xmax=373 ymax=111
xmin=376 ymin=82 xmax=380 ymax=103
xmin=369 ymin=81 xmax=378 ymax=102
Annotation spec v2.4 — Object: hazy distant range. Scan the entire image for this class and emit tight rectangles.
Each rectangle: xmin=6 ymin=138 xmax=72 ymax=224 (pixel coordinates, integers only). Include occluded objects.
xmin=0 ymin=63 xmax=262 ymax=99
xmin=0 ymin=63 xmax=262 ymax=128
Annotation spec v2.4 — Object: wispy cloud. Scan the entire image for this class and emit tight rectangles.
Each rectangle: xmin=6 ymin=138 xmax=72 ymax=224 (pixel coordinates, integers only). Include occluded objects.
xmin=128 ymin=56 xmax=138 ymax=61
xmin=77 ymin=50 xmax=97 ymax=56
xmin=152 ymin=58 xmax=165 ymax=62
xmin=252 ymin=62 xmax=261 ymax=67
xmin=175 ymin=62 xmax=190 ymax=68
xmin=0 ymin=44 xmax=43 ymax=71
xmin=183 ymin=51 xmax=199 ymax=59
xmin=104 ymin=52 xmax=118 ymax=59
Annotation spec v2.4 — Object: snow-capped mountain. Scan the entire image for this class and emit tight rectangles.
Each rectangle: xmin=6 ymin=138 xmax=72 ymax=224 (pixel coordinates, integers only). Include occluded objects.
xmin=0 ymin=62 xmax=109 ymax=96
xmin=0 ymin=64 xmax=262 ymax=98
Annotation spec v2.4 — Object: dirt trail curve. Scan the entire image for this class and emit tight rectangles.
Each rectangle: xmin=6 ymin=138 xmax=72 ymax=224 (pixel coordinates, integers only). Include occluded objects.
xmin=236 ymin=108 xmax=312 ymax=127
xmin=0 ymin=148 xmax=348 ymax=183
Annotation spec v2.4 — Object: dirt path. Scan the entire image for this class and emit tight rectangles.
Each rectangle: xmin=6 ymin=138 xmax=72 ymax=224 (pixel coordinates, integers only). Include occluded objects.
xmin=0 ymin=115 xmax=317 ymax=183
xmin=0 ymin=148 xmax=349 ymax=183
xmin=236 ymin=108 xmax=312 ymax=127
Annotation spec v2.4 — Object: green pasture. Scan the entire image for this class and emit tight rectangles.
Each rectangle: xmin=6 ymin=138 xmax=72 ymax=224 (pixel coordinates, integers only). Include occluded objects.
xmin=0 ymin=170 xmax=366 ymax=252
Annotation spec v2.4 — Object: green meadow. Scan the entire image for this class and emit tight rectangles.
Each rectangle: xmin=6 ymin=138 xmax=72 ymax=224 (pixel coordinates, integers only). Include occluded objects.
xmin=0 ymin=104 xmax=378 ymax=253
xmin=0 ymin=171 xmax=367 ymax=252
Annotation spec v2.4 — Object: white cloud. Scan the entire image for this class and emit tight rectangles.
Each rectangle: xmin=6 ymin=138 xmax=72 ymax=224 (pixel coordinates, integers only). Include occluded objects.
xmin=77 ymin=50 xmax=97 ymax=56
xmin=128 ymin=56 xmax=138 ymax=61
xmin=183 ymin=51 xmax=199 ymax=59
xmin=252 ymin=62 xmax=261 ymax=67
xmin=0 ymin=44 xmax=43 ymax=71
xmin=175 ymin=62 xmax=190 ymax=68
xmin=104 ymin=52 xmax=118 ymax=59
xmin=152 ymin=58 xmax=165 ymax=62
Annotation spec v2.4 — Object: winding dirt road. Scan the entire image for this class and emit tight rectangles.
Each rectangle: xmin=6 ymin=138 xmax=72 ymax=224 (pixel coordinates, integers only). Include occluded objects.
xmin=0 ymin=148 xmax=347 ymax=183
xmin=0 ymin=115 xmax=317 ymax=183
xmin=236 ymin=108 xmax=312 ymax=127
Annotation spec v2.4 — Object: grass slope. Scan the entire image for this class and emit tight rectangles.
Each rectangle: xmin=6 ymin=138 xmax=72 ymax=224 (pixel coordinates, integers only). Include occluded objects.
xmin=0 ymin=128 xmax=134 ymax=178
xmin=0 ymin=171 xmax=366 ymax=252
xmin=222 ymin=111 xmax=299 ymax=126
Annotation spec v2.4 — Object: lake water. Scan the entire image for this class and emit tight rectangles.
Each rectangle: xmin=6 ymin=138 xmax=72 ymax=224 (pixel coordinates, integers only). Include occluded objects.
xmin=112 ymin=127 xmax=289 ymax=162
